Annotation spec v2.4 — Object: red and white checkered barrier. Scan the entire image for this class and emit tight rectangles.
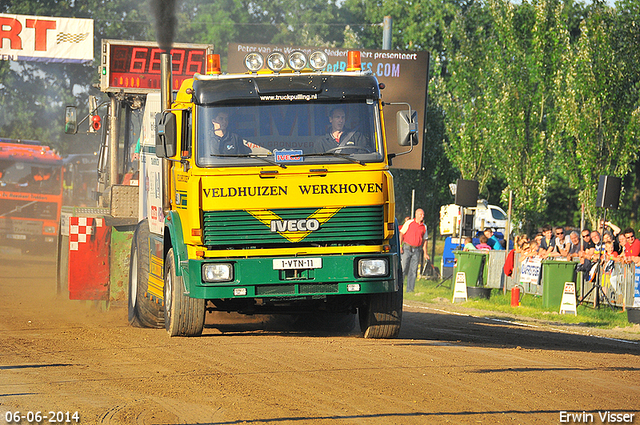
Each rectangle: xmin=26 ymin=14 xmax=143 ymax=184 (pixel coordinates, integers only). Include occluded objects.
xmin=69 ymin=217 xmax=104 ymax=251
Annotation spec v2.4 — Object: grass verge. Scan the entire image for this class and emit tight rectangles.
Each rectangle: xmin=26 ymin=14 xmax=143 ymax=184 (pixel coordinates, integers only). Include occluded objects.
xmin=404 ymin=276 xmax=634 ymax=330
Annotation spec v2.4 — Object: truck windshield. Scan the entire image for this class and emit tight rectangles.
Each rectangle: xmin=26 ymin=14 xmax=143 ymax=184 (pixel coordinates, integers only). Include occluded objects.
xmin=195 ymin=101 xmax=383 ymax=167
xmin=491 ymin=208 xmax=507 ymax=220
xmin=0 ymin=160 xmax=62 ymax=194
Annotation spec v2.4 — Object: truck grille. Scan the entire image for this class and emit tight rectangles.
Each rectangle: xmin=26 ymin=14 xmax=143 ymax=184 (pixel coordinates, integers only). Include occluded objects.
xmin=203 ymin=205 xmax=384 ymax=249
xmin=0 ymin=200 xmax=58 ymax=220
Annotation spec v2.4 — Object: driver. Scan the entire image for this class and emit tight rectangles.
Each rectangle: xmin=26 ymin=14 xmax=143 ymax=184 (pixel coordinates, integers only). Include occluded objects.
xmin=208 ymin=111 xmax=270 ymax=156
xmin=317 ymin=107 xmax=369 ymax=153
xmin=210 ymin=111 xmax=251 ymax=155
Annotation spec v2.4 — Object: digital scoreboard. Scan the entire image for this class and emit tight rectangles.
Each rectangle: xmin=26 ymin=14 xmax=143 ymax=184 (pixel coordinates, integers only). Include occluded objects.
xmin=100 ymin=39 xmax=214 ymax=93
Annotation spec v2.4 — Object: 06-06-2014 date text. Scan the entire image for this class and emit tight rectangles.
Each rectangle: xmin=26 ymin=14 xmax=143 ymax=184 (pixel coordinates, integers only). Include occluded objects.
xmin=4 ymin=411 xmax=80 ymax=424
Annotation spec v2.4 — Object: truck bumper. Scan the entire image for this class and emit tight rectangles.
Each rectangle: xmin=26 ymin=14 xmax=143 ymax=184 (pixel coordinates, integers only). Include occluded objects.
xmin=184 ymin=252 xmax=399 ymax=299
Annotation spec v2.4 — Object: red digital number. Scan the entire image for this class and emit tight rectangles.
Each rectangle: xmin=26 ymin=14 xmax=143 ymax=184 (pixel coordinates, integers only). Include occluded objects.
xmin=111 ymin=46 xmax=130 ymax=73
xmin=149 ymin=48 xmax=162 ymax=74
xmin=171 ymin=49 xmax=185 ymax=74
xmin=129 ymin=47 xmax=149 ymax=73
xmin=186 ymin=51 xmax=204 ymax=74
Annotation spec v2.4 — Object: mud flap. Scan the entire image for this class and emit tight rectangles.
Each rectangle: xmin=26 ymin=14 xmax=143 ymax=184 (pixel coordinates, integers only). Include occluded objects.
xmin=68 ymin=216 xmax=111 ymax=300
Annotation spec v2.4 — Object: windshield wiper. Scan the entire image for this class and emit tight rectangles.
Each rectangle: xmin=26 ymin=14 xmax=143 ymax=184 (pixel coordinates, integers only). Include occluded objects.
xmin=209 ymin=153 xmax=286 ymax=168
xmin=291 ymin=152 xmax=366 ymax=166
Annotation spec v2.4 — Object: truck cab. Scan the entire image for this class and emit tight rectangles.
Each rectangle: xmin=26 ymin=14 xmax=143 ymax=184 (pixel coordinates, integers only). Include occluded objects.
xmin=440 ymin=200 xmax=508 ymax=236
xmin=126 ymin=49 xmax=417 ymax=338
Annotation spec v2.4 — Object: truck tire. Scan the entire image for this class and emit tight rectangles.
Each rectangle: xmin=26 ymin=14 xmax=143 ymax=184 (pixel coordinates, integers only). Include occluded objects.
xmin=128 ymin=220 xmax=164 ymax=328
xmin=164 ymin=248 xmax=205 ymax=337
xmin=359 ymin=267 xmax=403 ymax=339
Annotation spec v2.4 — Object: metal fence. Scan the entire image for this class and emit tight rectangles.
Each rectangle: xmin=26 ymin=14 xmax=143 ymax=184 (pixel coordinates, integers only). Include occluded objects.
xmin=501 ymin=252 xmax=636 ymax=307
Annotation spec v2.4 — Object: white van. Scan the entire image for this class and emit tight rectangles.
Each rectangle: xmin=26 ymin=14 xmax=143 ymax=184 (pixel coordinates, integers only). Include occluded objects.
xmin=440 ymin=200 xmax=508 ymax=235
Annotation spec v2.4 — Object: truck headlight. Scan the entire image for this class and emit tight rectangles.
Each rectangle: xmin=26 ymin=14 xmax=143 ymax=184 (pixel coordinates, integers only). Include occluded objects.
xmin=266 ymin=52 xmax=286 ymax=72
xmin=44 ymin=226 xmax=56 ymax=234
xmin=244 ymin=52 xmax=264 ymax=72
xmin=357 ymin=258 xmax=388 ymax=277
xmin=287 ymin=51 xmax=307 ymax=71
xmin=202 ymin=263 xmax=233 ymax=282
xmin=308 ymin=51 xmax=328 ymax=71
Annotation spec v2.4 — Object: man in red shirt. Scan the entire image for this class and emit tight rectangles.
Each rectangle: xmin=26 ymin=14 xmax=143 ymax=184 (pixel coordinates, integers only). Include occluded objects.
xmin=399 ymin=208 xmax=429 ymax=292
xmin=622 ymin=227 xmax=640 ymax=261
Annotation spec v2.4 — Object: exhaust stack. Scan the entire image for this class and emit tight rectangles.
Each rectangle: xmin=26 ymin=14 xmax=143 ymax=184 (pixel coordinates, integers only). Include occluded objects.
xmin=161 ymin=53 xmax=172 ymax=111
xmin=160 ymin=52 xmax=172 ymax=215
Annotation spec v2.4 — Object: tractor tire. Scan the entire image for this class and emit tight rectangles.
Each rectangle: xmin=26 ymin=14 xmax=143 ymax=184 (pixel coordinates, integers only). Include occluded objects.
xmin=359 ymin=266 xmax=403 ymax=339
xmin=127 ymin=220 xmax=164 ymax=328
xmin=164 ymin=248 xmax=205 ymax=337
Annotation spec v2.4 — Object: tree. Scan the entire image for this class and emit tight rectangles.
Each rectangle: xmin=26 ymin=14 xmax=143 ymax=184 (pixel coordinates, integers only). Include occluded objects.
xmin=554 ymin=1 xmax=640 ymax=228
xmin=434 ymin=0 xmax=577 ymax=231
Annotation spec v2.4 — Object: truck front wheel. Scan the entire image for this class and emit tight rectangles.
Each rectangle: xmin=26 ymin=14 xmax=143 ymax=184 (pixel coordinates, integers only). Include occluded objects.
xmin=164 ymin=248 xmax=205 ymax=337
xmin=128 ymin=220 xmax=164 ymax=328
xmin=359 ymin=267 xmax=403 ymax=339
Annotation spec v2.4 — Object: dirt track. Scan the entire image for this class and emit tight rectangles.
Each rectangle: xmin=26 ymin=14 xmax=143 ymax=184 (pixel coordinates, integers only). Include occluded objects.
xmin=1 ymin=252 xmax=639 ymax=425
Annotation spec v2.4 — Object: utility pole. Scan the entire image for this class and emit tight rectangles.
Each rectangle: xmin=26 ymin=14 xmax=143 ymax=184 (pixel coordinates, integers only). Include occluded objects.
xmin=382 ymin=16 xmax=392 ymax=50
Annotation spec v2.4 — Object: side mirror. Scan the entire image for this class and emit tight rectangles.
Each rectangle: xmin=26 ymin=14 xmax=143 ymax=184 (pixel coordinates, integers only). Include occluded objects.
xmin=155 ymin=112 xmax=177 ymax=158
xmin=65 ymin=106 xmax=77 ymax=134
xmin=397 ymin=109 xmax=419 ymax=146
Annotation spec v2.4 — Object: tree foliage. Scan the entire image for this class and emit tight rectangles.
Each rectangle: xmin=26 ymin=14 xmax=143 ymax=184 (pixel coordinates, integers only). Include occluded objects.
xmin=433 ymin=0 xmax=640 ymax=231
xmin=553 ymin=3 xmax=639 ymax=227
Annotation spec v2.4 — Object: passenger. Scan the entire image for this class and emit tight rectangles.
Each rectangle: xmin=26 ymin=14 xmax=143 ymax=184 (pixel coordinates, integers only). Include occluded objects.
xmin=317 ymin=107 xmax=370 ymax=153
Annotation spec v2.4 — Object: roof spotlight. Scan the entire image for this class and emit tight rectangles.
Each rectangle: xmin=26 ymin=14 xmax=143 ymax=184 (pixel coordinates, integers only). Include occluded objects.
xmin=287 ymin=51 xmax=307 ymax=72
xmin=266 ymin=52 xmax=286 ymax=72
xmin=308 ymin=51 xmax=328 ymax=71
xmin=244 ymin=52 xmax=264 ymax=72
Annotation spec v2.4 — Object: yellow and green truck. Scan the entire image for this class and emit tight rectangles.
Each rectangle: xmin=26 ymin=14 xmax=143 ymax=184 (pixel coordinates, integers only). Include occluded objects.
xmin=64 ymin=40 xmax=419 ymax=338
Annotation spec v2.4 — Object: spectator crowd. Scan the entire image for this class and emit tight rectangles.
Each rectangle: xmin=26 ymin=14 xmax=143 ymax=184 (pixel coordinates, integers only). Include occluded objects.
xmin=497 ymin=221 xmax=640 ymax=279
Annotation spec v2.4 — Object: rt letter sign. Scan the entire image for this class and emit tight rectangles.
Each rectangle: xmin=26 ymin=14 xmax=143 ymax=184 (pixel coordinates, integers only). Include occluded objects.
xmin=0 ymin=14 xmax=93 ymax=63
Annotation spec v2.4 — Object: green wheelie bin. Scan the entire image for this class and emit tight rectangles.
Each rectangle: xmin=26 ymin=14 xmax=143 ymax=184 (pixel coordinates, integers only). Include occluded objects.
xmin=541 ymin=260 xmax=578 ymax=309
xmin=454 ymin=250 xmax=487 ymax=288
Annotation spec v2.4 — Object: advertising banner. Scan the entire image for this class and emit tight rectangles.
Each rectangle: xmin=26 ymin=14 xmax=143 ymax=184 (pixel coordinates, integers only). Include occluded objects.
xmin=520 ymin=257 xmax=542 ymax=285
xmin=0 ymin=14 xmax=93 ymax=63
xmin=227 ymin=43 xmax=429 ymax=170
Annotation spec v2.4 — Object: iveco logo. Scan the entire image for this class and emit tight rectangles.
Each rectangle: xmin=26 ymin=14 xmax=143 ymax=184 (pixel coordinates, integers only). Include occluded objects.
xmin=270 ymin=218 xmax=320 ymax=233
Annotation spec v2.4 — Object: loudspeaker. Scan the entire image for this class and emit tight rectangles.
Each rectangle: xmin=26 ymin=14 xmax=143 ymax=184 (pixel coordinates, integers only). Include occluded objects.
xmin=461 ymin=214 xmax=474 ymax=237
xmin=596 ymin=175 xmax=621 ymax=209
xmin=455 ymin=179 xmax=478 ymax=207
